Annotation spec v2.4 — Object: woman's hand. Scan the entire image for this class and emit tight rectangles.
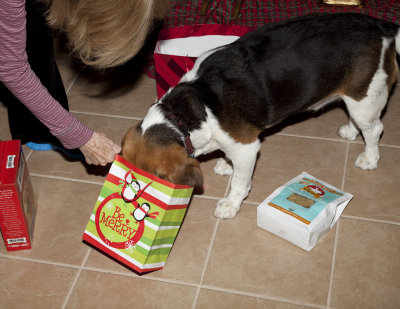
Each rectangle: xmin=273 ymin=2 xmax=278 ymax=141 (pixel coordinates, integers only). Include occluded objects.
xmin=79 ymin=132 xmax=121 ymax=166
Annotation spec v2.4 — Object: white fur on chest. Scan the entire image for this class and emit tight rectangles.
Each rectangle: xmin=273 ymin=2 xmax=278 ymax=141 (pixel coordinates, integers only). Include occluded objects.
xmin=190 ymin=108 xmax=220 ymax=156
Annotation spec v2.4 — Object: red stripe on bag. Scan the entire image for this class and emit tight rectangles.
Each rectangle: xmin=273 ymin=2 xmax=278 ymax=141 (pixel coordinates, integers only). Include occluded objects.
xmin=103 ymin=157 xmax=191 ymax=211
xmin=155 ymin=63 xmax=173 ymax=97
xmin=139 ymin=191 xmax=189 ymax=210
xmin=115 ymin=155 xmax=193 ymax=190
xmin=106 ymin=173 xmax=124 ymax=186
xmin=155 ymin=54 xmax=196 ymax=98
xmin=156 ymin=54 xmax=182 ymax=81
xmin=103 ymin=175 xmax=189 ymax=210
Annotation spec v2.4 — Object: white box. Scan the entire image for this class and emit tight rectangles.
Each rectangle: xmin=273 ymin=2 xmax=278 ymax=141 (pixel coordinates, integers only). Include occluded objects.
xmin=257 ymin=172 xmax=352 ymax=251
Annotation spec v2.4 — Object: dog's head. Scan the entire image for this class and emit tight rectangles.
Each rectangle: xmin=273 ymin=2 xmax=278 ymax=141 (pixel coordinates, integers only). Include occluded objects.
xmin=121 ymin=124 xmax=203 ymax=188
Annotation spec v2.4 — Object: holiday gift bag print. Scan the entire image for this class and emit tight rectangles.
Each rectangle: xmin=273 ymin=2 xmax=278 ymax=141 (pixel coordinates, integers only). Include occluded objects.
xmin=83 ymin=155 xmax=194 ymax=273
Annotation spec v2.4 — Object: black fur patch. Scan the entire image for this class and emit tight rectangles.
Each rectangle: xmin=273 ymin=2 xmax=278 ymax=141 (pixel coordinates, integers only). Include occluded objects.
xmin=159 ymin=13 xmax=398 ymax=130
xmin=143 ymin=123 xmax=184 ymax=148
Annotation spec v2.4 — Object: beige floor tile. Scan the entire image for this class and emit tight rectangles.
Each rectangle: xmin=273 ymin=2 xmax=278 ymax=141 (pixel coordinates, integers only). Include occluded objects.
xmin=196 ymin=289 xmax=312 ymax=309
xmin=56 ymin=54 xmax=81 ymax=91
xmin=146 ymin=198 xmax=218 ymax=283
xmin=68 ymin=74 xmax=156 ymax=118
xmin=67 ymin=65 xmax=154 ymax=95
xmin=202 ymin=203 xmax=336 ymax=306
xmin=197 ymin=152 xmax=231 ymax=198
xmin=277 ymin=105 xmax=349 ymax=141
xmin=0 ymin=103 xmax=12 ymax=141
xmin=72 ymin=113 xmax=136 ymax=146
xmin=65 ymin=67 xmax=113 ymax=96
xmin=343 ymin=144 xmax=400 ymax=223
xmin=0 ymin=177 xmax=98 ymax=265
xmin=68 ymin=74 xmax=157 ymax=119
xmin=330 ymin=218 xmax=400 ymax=308
xmin=0 ymin=258 xmax=78 ymax=309
xmin=27 ymin=115 xmax=137 ymax=182
xmin=381 ymin=83 xmax=400 ymax=146
xmin=27 ymin=149 xmax=109 ymax=183
xmin=66 ymin=270 xmax=197 ymax=309
xmin=247 ymin=135 xmax=347 ymax=203
xmin=275 ymin=82 xmax=400 ymax=146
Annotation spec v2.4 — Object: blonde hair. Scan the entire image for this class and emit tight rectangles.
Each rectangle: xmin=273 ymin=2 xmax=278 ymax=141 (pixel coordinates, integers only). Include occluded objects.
xmin=44 ymin=0 xmax=170 ymax=69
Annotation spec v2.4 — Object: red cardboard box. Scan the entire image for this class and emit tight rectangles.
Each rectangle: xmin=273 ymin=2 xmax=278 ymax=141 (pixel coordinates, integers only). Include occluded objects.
xmin=154 ymin=24 xmax=254 ymax=99
xmin=0 ymin=140 xmax=37 ymax=251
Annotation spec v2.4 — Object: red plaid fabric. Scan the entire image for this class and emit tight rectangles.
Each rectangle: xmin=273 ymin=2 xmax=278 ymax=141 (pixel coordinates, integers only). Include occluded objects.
xmin=144 ymin=0 xmax=400 ymax=77
xmin=165 ymin=0 xmax=400 ymax=27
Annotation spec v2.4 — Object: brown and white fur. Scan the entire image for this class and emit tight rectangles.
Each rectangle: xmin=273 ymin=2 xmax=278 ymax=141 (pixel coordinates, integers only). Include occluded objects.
xmin=122 ymin=13 xmax=400 ymax=219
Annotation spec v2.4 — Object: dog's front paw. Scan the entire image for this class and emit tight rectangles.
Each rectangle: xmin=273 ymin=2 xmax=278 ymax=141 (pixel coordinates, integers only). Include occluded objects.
xmin=214 ymin=158 xmax=233 ymax=176
xmin=338 ymin=124 xmax=358 ymax=141
xmin=214 ymin=198 xmax=240 ymax=219
xmin=355 ymin=152 xmax=379 ymax=170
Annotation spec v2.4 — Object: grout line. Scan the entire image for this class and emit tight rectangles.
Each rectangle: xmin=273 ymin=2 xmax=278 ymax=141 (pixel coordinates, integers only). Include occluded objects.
xmin=241 ymin=200 xmax=260 ymax=206
xmin=326 ymin=142 xmax=349 ymax=307
xmin=275 ymin=133 xmax=400 ymax=149
xmin=62 ymin=248 xmax=91 ymax=309
xmin=341 ymin=142 xmax=350 ymax=191
xmin=327 ymin=219 xmax=341 ymax=309
xmin=30 ymin=174 xmax=240 ymax=206
xmin=0 ymin=254 xmax=81 ymax=270
xmin=65 ymin=69 xmax=82 ymax=94
xmin=84 ymin=265 xmax=319 ymax=309
xmin=24 ymin=148 xmax=34 ymax=161
xmin=225 ymin=174 xmax=233 ymax=197
xmin=29 ymin=174 xmax=233 ymax=204
xmin=200 ymin=285 xmax=326 ymax=309
xmin=276 ymin=133 xmax=347 ymax=143
xmin=341 ymin=215 xmax=400 ymax=226
xmin=83 ymin=265 xmax=199 ymax=288
xmin=30 ymin=173 xmax=104 ymax=186
xmin=379 ymin=143 xmax=400 ymax=149
xmin=191 ymin=218 xmax=221 ymax=309
xmin=70 ymin=110 xmax=143 ymax=121
xmin=192 ymin=194 xmax=222 ymax=201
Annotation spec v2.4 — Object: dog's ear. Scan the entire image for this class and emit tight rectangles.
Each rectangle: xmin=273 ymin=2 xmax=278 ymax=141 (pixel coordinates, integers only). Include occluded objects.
xmin=122 ymin=125 xmax=203 ymax=188
xmin=157 ymin=156 xmax=203 ymax=188
xmin=121 ymin=124 xmax=142 ymax=163
xmin=175 ymin=158 xmax=204 ymax=188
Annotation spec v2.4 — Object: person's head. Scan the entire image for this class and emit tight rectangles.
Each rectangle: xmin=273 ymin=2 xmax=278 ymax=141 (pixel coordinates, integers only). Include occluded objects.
xmin=44 ymin=0 xmax=170 ymax=68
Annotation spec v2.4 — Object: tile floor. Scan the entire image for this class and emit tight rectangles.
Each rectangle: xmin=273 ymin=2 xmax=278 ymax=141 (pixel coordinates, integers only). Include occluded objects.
xmin=0 ymin=53 xmax=399 ymax=309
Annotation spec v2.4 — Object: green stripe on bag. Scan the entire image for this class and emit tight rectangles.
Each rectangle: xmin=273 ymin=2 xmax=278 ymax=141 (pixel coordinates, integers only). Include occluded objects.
xmin=151 ymin=236 xmax=178 ymax=246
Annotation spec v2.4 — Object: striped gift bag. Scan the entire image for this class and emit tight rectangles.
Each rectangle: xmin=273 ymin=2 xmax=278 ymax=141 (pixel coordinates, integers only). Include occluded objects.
xmin=83 ymin=155 xmax=193 ymax=273
xmin=154 ymin=24 xmax=254 ymax=99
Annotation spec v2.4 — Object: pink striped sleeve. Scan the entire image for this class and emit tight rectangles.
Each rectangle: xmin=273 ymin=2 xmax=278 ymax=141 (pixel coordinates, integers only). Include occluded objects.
xmin=0 ymin=0 xmax=93 ymax=149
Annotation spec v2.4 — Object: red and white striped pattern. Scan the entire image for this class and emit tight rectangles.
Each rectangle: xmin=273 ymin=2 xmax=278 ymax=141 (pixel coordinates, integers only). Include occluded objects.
xmin=154 ymin=24 xmax=253 ymax=98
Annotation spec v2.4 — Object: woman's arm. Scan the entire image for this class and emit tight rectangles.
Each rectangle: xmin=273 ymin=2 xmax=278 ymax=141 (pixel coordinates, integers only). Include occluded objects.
xmin=0 ymin=0 xmax=92 ymax=149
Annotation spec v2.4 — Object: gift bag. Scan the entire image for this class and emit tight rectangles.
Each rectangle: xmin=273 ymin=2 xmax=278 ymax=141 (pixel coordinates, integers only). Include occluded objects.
xmin=83 ymin=155 xmax=194 ymax=273
xmin=154 ymin=24 xmax=254 ymax=99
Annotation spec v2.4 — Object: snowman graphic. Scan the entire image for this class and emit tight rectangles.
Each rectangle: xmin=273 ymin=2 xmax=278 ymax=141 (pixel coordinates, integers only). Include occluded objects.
xmin=132 ymin=202 xmax=161 ymax=223
xmin=120 ymin=170 xmax=159 ymax=223
xmin=120 ymin=170 xmax=151 ymax=203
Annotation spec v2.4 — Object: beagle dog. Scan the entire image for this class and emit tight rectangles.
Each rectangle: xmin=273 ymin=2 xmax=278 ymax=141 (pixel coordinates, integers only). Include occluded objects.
xmin=122 ymin=13 xmax=399 ymax=219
